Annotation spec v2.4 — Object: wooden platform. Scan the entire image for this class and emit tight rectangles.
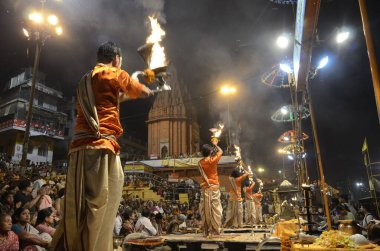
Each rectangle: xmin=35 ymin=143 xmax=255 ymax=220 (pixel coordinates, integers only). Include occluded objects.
xmin=163 ymin=232 xmax=280 ymax=251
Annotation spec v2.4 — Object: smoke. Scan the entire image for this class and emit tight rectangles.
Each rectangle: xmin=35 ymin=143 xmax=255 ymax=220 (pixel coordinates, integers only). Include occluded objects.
xmin=135 ymin=0 xmax=166 ymax=23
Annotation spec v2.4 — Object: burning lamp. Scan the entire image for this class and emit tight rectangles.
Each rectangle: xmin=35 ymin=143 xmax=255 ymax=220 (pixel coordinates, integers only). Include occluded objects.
xmin=135 ymin=17 xmax=171 ymax=93
xmin=209 ymin=123 xmax=224 ymax=144
xmin=136 ymin=43 xmax=171 ymax=92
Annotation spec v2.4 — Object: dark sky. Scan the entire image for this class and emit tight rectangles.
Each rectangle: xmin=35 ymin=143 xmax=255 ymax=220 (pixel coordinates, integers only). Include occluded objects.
xmin=1 ymin=0 xmax=379 ymax=188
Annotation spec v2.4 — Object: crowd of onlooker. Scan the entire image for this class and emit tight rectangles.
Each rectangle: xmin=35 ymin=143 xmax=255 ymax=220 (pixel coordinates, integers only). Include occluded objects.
xmin=0 ymin=168 xmax=65 ymax=250
xmin=1 ymin=153 xmax=380 ymax=250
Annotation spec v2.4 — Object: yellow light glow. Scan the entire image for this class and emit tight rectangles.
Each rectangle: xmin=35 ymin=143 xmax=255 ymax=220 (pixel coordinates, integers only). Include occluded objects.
xmin=278 ymin=149 xmax=286 ymax=154
xmin=55 ymin=26 xmax=63 ymax=35
xmin=257 ymin=167 xmax=265 ymax=173
xmin=29 ymin=12 xmax=43 ymax=24
xmin=22 ymin=28 xmax=29 ymax=38
xmin=47 ymin=15 xmax=58 ymax=26
xmin=220 ymin=85 xmax=237 ymax=95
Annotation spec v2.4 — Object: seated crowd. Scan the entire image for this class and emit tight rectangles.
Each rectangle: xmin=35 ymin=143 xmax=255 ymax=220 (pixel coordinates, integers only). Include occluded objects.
xmin=1 ymin=156 xmax=380 ymax=250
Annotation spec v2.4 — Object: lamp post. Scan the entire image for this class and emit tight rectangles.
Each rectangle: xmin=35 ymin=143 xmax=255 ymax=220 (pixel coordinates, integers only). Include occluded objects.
xmin=279 ymin=58 xmax=332 ymax=230
xmin=306 ymin=56 xmax=332 ymax=230
xmin=220 ymin=85 xmax=236 ymax=154
xmin=20 ymin=6 xmax=62 ymax=172
xmin=358 ymin=0 xmax=380 ymax=123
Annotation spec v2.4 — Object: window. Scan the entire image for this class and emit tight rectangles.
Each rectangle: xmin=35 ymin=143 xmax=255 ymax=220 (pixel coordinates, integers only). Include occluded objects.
xmin=38 ymin=143 xmax=48 ymax=157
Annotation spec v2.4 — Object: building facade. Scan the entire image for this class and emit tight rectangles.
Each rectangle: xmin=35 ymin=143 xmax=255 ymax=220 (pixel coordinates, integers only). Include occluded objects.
xmin=147 ymin=66 xmax=200 ymax=159
xmin=0 ymin=69 xmax=67 ymax=164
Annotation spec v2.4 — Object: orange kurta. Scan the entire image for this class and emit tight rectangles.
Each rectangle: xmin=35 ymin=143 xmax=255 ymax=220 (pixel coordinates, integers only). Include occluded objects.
xmin=70 ymin=64 xmax=144 ymax=154
xmin=253 ymin=193 xmax=263 ymax=206
xmin=199 ymin=151 xmax=223 ymax=188
xmin=244 ymin=182 xmax=255 ymax=200
xmin=229 ymin=173 xmax=249 ymax=201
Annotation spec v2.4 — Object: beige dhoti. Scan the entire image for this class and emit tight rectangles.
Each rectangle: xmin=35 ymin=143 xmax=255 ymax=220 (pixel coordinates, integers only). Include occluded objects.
xmin=245 ymin=200 xmax=256 ymax=225
xmin=255 ymin=205 xmax=263 ymax=223
xmin=224 ymin=200 xmax=243 ymax=228
xmin=52 ymin=149 xmax=124 ymax=251
xmin=199 ymin=187 xmax=222 ymax=236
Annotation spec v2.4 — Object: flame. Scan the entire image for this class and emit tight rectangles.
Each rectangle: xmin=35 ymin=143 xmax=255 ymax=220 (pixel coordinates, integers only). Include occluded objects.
xmin=146 ymin=16 xmax=166 ymax=69
xmin=214 ymin=124 xmax=224 ymax=138
xmin=210 ymin=123 xmax=224 ymax=138
xmin=247 ymin=165 xmax=253 ymax=174
xmin=234 ymin=145 xmax=241 ymax=159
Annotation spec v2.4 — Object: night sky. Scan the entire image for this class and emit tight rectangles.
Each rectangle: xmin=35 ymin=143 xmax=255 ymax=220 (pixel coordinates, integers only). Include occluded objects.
xmin=1 ymin=0 xmax=379 ymax=190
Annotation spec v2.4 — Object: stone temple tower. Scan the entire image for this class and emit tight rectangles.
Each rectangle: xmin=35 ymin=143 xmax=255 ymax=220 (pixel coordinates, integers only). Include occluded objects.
xmin=147 ymin=66 xmax=200 ymax=159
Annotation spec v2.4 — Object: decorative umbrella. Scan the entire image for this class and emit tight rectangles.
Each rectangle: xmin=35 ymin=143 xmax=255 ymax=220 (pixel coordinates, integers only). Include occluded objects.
xmin=279 ymin=144 xmax=304 ymax=155
xmin=278 ymin=130 xmax=309 ymax=143
xmin=260 ymin=63 xmax=290 ymax=88
xmin=271 ymin=105 xmax=310 ymax=122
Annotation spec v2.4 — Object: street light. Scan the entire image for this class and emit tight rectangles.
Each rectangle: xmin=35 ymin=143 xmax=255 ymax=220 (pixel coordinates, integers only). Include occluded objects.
xmin=20 ymin=6 xmax=63 ymax=171
xmin=257 ymin=167 xmax=265 ymax=173
xmin=317 ymin=56 xmax=329 ymax=70
xmin=356 ymin=182 xmax=363 ymax=187
xmin=220 ymin=84 xmax=236 ymax=154
xmin=280 ymin=106 xmax=288 ymax=115
xmin=276 ymin=34 xmax=290 ymax=49
xmin=336 ymin=31 xmax=350 ymax=44
xmin=279 ymin=63 xmax=293 ymax=74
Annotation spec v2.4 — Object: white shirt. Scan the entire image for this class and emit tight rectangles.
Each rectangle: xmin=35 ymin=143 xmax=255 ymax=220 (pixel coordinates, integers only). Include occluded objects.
xmin=114 ymin=215 xmax=122 ymax=235
xmin=135 ymin=216 xmax=157 ymax=236
xmin=362 ymin=213 xmax=375 ymax=228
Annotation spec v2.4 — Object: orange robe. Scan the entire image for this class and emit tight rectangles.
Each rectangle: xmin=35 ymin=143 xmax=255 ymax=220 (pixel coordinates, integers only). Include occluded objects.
xmin=198 ymin=151 xmax=223 ymax=189
xmin=198 ymin=150 xmax=223 ymax=236
xmin=70 ymin=64 xmax=143 ymax=154
xmin=229 ymin=173 xmax=249 ymax=201
xmin=52 ymin=64 xmax=146 ymax=251
xmin=224 ymin=173 xmax=249 ymax=228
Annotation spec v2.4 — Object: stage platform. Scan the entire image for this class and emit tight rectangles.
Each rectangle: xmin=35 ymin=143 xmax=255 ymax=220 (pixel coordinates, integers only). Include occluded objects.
xmin=163 ymin=231 xmax=280 ymax=251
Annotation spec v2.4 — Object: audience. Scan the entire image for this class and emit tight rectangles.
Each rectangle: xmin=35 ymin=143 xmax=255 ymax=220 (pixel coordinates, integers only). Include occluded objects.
xmin=35 ymin=207 xmax=56 ymax=237
xmin=1 ymin=156 xmax=380 ymax=250
xmin=135 ymin=208 xmax=157 ymax=236
xmin=0 ymin=213 xmax=19 ymax=251
xmin=12 ymin=207 xmax=51 ymax=250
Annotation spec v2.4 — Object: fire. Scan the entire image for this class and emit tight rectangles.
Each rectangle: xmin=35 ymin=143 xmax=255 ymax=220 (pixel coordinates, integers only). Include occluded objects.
xmin=234 ymin=145 xmax=241 ymax=159
xmin=146 ymin=16 xmax=166 ymax=69
xmin=247 ymin=165 xmax=252 ymax=174
xmin=214 ymin=124 xmax=224 ymax=138
xmin=210 ymin=123 xmax=224 ymax=138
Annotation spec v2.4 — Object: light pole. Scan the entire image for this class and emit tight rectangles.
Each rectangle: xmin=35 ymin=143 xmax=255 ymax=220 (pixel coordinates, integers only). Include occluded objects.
xmin=20 ymin=6 xmax=63 ymax=172
xmin=358 ymin=0 xmax=380 ymax=122
xmin=279 ymin=58 xmax=332 ymax=229
xmin=220 ymin=85 xmax=236 ymax=154
xmin=306 ymin=56 xmax=331 ymax=230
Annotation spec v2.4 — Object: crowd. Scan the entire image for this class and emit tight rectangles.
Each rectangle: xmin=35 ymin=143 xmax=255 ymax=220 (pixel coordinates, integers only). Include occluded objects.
xmin=1 ymin=153 xmax=380 ymax=249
